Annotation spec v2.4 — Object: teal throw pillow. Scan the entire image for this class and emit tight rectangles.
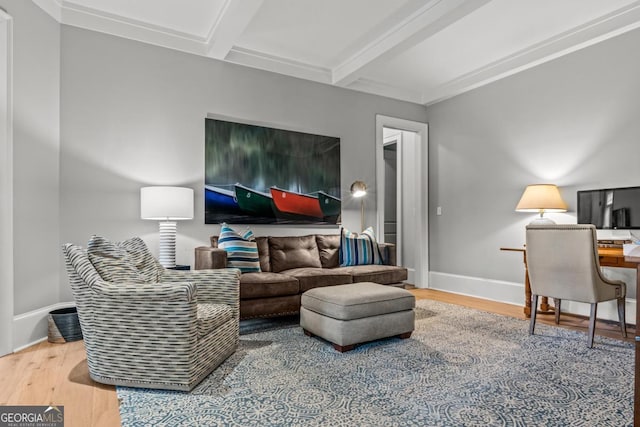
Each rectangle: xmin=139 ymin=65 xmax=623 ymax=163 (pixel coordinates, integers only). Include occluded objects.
xmin=218 ymin=223 xmax=261 ymax=273
xmin=339 ymin=226 xmax=383 ymax=266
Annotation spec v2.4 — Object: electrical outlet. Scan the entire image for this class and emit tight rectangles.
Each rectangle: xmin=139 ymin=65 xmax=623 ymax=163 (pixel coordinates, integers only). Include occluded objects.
xmin=436 ymin=206 xmax=442 ymax=216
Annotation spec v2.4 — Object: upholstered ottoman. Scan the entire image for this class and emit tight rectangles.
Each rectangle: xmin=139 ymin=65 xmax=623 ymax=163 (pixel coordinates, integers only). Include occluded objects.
xmin=300 ymin=282 xmax=415 ymax=352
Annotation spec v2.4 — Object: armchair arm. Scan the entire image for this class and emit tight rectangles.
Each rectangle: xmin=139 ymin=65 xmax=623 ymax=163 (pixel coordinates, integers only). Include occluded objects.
xmin=160 ymin=268 xmax=240 ymax=315
xmin=378 ymin=243 xmax=397 ymax=266
xmin=195 ymin=246 xmax=227 ymax=270
xmin=91 ymin=279 xmax=196 ymax=303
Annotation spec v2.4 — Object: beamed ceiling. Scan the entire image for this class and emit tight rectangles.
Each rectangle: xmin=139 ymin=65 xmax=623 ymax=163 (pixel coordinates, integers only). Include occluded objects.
xmin=33 ymin=0 xmax=640 ymax=105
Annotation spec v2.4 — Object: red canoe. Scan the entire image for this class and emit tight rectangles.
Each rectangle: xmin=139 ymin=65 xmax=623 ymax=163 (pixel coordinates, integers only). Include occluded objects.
xmin=270 ymin=187 xmax=324 ymax=219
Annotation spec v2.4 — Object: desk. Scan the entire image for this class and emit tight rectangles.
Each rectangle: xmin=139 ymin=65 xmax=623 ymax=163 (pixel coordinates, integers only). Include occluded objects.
xmin=501 ymin=246 xmax=639 ymax=317
xmin=502 ymin=246 xmax=640 ymax=425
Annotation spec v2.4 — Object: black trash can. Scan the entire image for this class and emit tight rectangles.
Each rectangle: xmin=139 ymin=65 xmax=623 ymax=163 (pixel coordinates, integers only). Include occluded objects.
xmin=48 ymin=307 xmax=83 ymax=343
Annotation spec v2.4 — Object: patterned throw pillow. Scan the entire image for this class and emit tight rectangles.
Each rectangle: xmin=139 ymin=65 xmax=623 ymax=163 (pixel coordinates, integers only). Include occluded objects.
xmin=339 ymin=227 xmax=383 ymax=267
xmin=87 ymin=235 xmax=147 ymax=283
xmin=218 ymin=223 xmax=261 ymax=273
xmin=119 ymin=237 xmax=162 ymax=282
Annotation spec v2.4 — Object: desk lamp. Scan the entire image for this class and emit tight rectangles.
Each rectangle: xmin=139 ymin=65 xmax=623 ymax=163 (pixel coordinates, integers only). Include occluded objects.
xmin=515 ymin=184 xmax=568 ymax=225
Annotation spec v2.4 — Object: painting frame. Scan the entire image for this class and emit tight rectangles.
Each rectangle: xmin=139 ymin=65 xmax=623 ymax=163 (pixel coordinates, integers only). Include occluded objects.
xmin=204 ymin=118 xmax=341 ymax=225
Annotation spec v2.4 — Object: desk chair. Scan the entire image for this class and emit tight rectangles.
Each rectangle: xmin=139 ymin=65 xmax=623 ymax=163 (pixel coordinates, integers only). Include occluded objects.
xmin=526 ymin=224 xmax=626 ymax=348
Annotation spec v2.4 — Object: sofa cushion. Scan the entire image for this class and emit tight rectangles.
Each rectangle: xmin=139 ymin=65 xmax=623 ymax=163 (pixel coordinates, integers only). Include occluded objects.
xmin=87 ymin=235 xmax=147 ymax=283
xmin=281 ymin=268 xmax=352 ymax=292
xmin=197 ymin=303 xmax=233 ymax=338
xmin=269 ymin=235 xmax=322 ymax=273
xmin=218 ymin=224 xmax=261 ymax=273
xmin=240 ymin=272 xmax=299 ymax=299
xmin=335 ymin=265 xmax=408 ymax=285
xmin=316 ymin=234 xmax=340 ymax=268
xmin=339 ymin=227 xmax=383 ymax=266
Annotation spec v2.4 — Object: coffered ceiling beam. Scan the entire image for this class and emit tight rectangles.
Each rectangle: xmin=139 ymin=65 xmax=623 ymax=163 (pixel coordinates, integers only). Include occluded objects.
xmin=332 ymin=0 xmax=491 ymax=87
xmin=205 ymin=0 xmax=264 ymax=60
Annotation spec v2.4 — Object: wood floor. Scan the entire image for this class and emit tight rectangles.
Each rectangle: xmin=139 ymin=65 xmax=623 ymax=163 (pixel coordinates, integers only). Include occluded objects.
xmin=0 ymin=289 xmax=633 ymax=427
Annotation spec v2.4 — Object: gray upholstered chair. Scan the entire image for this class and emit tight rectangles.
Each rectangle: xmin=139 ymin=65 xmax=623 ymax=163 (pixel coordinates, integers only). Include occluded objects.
xmin=526 ymin=224 xmax=627 ymax=348
xmin=62 ymin=236 xmax=240 ymax=391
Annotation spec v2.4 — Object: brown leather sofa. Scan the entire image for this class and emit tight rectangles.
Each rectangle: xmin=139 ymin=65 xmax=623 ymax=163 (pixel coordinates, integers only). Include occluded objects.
xmin=195 ymin=234 xmax=408 ymax=319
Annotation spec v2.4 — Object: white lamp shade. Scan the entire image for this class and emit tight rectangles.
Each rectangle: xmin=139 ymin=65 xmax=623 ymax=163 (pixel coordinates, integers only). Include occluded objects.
xmin=140 ymin=186 xmax=194 ymax=220
xmin=515 ymin=184 xmax=568 ymax=213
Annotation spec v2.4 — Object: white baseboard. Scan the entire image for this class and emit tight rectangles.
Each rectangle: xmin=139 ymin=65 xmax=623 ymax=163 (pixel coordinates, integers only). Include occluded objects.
xmin=426 ymin=271 xmax=636 ymax=325
xmin=13 ymin=301 xmax=76 ymax=352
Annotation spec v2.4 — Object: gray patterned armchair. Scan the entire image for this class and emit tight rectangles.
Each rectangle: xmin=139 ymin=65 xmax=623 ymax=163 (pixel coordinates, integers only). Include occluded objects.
xmin=62 ymin=236 xmax=240 ymax=391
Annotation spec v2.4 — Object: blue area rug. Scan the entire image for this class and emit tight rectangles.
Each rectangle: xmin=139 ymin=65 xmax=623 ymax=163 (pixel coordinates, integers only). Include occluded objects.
xmin=117 ymin=300 xmax=634 ymax=426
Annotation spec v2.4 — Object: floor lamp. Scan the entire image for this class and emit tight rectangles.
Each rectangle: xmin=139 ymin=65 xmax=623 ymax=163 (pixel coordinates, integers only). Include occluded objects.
xmin=350 ymin=180 xmax=367 ymax=231
xmin=140 ymin=186 xmax=194 ymax=268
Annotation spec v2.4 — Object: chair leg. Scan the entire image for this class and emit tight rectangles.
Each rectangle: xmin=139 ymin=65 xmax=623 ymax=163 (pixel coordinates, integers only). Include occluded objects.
xmin=617 ymin=297 xmax=627 ymax=338
xmin=529 ymin=294 xmax=538 ymax=335
xmin=553 ymin=298 xmax=561 ymax=324
xmin=588 ymin=303 xmax=597 ymax=348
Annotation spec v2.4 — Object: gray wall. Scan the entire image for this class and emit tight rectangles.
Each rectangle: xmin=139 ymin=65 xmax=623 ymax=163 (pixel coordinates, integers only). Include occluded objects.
xmin=0 ymin=0 xmax=60 ymax=314
xmin=59 ymin=26 xmax=427 ymax=301
xmin=426 ymin=27 xmax=640 ymax=306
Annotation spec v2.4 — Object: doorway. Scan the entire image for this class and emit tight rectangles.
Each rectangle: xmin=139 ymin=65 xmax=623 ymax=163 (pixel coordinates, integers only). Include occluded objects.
xmin=0 ymin=8 xmax=13 ymax=356
xmin=376 ymin=115 xmax=428 ymax=288
xmin=383 ymin=129 xmax=401 ymax=264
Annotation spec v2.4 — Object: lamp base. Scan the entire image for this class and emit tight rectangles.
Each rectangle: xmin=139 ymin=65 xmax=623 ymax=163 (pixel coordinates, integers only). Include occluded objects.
xmin=158 ymin=221 xmax=177 ymax=268
xmin=529 ymin=217 xmax=556 ymax=225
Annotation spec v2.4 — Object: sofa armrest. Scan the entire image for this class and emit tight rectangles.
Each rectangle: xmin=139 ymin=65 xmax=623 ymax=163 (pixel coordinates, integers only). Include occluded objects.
xmin=378 ymin=243 xmax=397 ymax=266
xmin=195 ymin=246 xmax=227 ymax=270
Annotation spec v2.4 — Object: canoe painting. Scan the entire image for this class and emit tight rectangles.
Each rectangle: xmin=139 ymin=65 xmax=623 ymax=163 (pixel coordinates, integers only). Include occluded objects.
xmin=316 ymin=191 xmax=341 ymax=217
xmin=205 ymin=118 xmax=340 ymax=224
xmin=270 ymin=187 xmax=324 ymax=219
xmin=205 ymin=185 xmax=240 ymax=212
xmin=234 ymin=184 xmax=275 ymax=218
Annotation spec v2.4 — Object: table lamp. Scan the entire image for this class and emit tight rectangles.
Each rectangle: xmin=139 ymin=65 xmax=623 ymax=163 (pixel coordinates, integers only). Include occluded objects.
xmin=141 ymin=186 xmax=194 ymax=268
xmin=350 ymin=180 xmax=367 ymax=231
xmin=515 ymin=184 xmax=568 ymax=225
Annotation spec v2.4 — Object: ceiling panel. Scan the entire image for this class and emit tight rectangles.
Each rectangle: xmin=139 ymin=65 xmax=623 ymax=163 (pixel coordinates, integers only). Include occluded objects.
xmin=234 ymin=0 xmax=415 ymax=67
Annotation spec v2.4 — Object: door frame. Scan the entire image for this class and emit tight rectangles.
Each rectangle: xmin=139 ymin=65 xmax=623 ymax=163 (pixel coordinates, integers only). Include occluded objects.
xmin=0 ymin=7 xmax=13 ymax=356
xmin=375 ymin=115 xmax=429 ymax=288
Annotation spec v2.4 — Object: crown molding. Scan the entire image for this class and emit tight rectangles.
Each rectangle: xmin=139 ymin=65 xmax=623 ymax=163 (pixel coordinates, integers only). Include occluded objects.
xmin=225 ymin=47 xmax=333 ymax=84
xmin=34 ymin=0 xmax=209 ymax=56
xmin=347 ymin=78 xmax=424 ymax=104
xmin=422 ymin=0 xmax=640 ymax=105
xmin=32 ymin=0 xmax=62 ymax=22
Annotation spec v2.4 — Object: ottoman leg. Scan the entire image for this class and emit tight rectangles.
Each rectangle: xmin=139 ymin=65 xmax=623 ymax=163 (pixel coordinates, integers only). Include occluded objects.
xmin=399 ymin=332 xmax=412 ymax=339
xmin=303 ymin=329 xmax=314 ymax=337
xmin=333 ymin=343 xmax=355 ymax=353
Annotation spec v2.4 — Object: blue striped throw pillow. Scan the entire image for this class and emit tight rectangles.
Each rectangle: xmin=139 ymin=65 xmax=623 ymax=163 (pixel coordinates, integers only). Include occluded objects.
xmin=339 ymin=226 xmax=383 ymax=266
xmin=218 ymin=223 xmax=261 ymax=273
